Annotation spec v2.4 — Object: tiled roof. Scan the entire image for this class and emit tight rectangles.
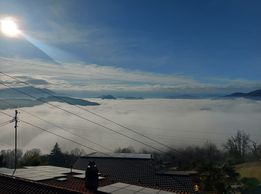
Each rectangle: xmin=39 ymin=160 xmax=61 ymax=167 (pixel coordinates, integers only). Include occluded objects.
xmin=0 ymin=173 xmax=92 ymax=194
xmin=87 ymin=152 xmax=152 ymax=159
xmin=74 ymin=157 xmax=197 ymax=194
xmin=0 ymin=166 xmax=113 ymax=194
xmin=41 ymin=173 xmax=113 ymax=194
xmin=98 ymin=182 xmax=178 ymax=194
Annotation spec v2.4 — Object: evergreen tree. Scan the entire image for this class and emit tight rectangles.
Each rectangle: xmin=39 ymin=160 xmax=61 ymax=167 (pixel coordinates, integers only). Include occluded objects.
xmin=49 ymin=143 xmax=65 ymax=166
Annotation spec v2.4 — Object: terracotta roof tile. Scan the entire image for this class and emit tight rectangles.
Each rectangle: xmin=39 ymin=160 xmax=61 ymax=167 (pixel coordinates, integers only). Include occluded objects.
xmin=0 ymin=173 xmax=93 ymax=194
xmin=74 ymin=157 xmax=197 ymax=194
xmin=41 ymin=174 xmax=112 ymax=193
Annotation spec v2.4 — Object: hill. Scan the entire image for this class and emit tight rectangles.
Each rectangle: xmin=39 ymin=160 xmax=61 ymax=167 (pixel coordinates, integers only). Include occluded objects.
xmin=98 ymin=95 xmax=117 ymax=99
xmin=38 ymin=96 xmax=99 ymax=106
xmin=235 ymin=161 xmax=261 ymax=181
xmin=166 ymin=94 xmax=199 ymax=99
xmin=0 ymin=86 xmax=54 ymax=99
xmin=0 ymin=86 xmax=99 ymax=109
xmin=225 ymin=89 xmax=261 ymax=100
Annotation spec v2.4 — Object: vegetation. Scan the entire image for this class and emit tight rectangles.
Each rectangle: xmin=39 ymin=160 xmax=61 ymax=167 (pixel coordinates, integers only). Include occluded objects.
xmin=0 ymin=143 xmax=85 ymax=168
xmin=235 ymin=161 xmax=261 ymax=182
xmin=199 ymin=163 xmax=239 ymax=193
xmin=0 ymin=130 xmax=260 ymax=193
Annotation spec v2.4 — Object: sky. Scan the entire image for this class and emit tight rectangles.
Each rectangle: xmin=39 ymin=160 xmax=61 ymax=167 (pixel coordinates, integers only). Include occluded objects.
xmin=0 ymin=0 xmax=261 ymax=96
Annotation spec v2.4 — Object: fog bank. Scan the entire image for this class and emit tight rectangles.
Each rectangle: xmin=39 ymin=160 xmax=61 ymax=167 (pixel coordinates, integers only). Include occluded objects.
xmin=0 ymin=99 xmax=260 ymax=154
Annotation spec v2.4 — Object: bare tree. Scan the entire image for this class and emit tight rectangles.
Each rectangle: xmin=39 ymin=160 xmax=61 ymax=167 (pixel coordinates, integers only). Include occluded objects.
xmin=251 ymin=141 xmax=261 ymax=160
xmin=224 ymin=130 xmax=251 ymax=162
xmin=21 ymin=149 xmax=41 ymax=166
xmin=70 ymin=148 xmax=86 ymax=157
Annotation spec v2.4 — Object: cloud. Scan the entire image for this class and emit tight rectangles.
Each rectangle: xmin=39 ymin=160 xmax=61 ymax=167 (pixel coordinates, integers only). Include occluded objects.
xmin=0 ymin=99 xmax=260 ymax=153
xmin=0 ymin=57 xmax=261 ymax=95
xmin=13 ymin=76 xmax=49 ymax=85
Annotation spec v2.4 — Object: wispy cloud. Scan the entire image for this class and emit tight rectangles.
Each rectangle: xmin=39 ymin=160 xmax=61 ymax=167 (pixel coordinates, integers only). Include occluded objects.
xmin=0 ymin=57 xmax=260 ymax=96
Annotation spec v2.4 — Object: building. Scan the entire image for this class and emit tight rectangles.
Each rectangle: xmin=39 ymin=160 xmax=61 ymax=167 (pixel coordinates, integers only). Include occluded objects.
xmin=73 ymin=153 xmax=198 ymax=194
xmin=0 ymin=164 xmax=182 ymax=194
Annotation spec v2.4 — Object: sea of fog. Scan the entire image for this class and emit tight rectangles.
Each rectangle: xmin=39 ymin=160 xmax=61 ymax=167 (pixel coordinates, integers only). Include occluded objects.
xmin=0 ymin=99 xmax=261 ymax=154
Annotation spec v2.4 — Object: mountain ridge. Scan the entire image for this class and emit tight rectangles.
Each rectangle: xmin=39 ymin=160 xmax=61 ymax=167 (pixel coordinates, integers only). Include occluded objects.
xmin=0 ymin=86 xmax=99 ymax=109
xmin=225 ymin=89 xmax=261 ymax=99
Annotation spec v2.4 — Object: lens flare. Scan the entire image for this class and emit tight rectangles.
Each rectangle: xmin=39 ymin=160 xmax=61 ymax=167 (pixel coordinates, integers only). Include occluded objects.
xmin=0 ymin=18 xmax=20 ymax=37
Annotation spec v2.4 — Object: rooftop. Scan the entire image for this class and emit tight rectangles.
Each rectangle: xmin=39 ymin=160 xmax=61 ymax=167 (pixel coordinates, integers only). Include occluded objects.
xmin=0 ymin=173 xmax=91 ymax=194
xmin=74 ymin=156 xmax=197 ymax=194
xmin=0 ymin=165 xmax=109 ymax=194
xmin=0 ymin=162 xmax=198 ymax=194
xmin=156 ymin=171 xmax=198 ymax=176
xmin=0 ymin=165 xmax=189 ymax=194
xmin=98 ymin=182 xmax=178 ymax=194
xmin=86 ymin=152 xmax=152 ymax=160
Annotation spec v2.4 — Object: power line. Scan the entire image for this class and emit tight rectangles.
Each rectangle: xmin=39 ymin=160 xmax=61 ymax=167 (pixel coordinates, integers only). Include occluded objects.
xmin=0 ymin=121 xmax=12 ymax=128
xmin=0 ymin=110 xmax=111 ymax=156
xmin=0 ymin=100 xmax=229 ymax=147
xmin=0 ymin=99 xmax=113 ymax=152
xmin=0 ymin=101 xmax=228 ymax=145
xmin=21 ymin=120 xmax=109 ymax=154
xmin=0 ymin=81 xmax=166 ymax=153
xmin=1 ymin=102 xmax=258 ymax=145
xmin=0 ymin=72 xmax=182 ymax=154
xmin=3 ymin=71 xmax=241 ymax=155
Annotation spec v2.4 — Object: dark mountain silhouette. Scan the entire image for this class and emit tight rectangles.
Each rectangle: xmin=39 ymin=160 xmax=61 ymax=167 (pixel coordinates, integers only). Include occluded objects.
xmin=38 ymin=96 xmax=99 ymax=106
xmin=0 ymin=99 xmax=42 ymax=110
xmin=0 ymin=86 xmax=54 ymax=99
xmin=98 ymin=95 xmax=117 ymax=99
xmin=119 ymin=96 xmax=144 ymax=100
xmin=0 ymin=86 xmax=99 ymax=109
xmin=225 ymin=89 xmax=261 ymax=99
xmin=166 ymin=94 xmax=199 ymax=99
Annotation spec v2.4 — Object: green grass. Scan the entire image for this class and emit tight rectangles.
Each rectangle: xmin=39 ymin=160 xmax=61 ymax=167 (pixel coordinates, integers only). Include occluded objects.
xmin=235 ymin=161 xmax=261 ymax=182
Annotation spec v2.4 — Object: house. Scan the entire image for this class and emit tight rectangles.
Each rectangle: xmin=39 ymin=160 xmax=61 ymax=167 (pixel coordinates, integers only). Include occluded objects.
xmin=0 ymin=164 xmax=182 ymax=194
xmin=73 ymin=153 xmax=198 ymax=194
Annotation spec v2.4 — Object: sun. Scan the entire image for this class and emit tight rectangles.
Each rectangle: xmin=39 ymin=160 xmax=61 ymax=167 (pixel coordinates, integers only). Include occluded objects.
xmin=0 ymin=18 xmax=21 ymax=37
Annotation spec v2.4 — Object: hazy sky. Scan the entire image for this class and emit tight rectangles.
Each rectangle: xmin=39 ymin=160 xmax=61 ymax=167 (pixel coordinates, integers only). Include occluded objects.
xmin=0 ymin=0 xmax=261 ymax=95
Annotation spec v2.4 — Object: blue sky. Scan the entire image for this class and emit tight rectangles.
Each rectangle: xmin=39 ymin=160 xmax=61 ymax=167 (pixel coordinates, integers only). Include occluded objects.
xmin=0 ymin=0 xmax=261 ymax=96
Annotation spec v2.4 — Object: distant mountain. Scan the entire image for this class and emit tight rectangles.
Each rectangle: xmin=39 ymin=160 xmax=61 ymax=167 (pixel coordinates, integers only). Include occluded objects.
xmin=0 ymin=99 xmax=42 ymax=110
xmin=38 ymin=96 xmax=99 ymax=106
xmin=0 ymin=86 xmax=54 ymax=99
xmin=165 ymin=95 xmax=199 ymax=99
xmin=98 ymin=95 xmax=117 ymax=99
xmin=225 ymin=89 xmax=261 ymax=99
xmin=119 ymin=96 xmax=144 ymax=100
xmin=0 ymin=86 xmax=99 ymax=109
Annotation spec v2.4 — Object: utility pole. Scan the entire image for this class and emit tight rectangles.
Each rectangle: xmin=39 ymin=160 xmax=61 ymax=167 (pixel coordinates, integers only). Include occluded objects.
xmin=12 ymin=110 xmax=18 ymax=176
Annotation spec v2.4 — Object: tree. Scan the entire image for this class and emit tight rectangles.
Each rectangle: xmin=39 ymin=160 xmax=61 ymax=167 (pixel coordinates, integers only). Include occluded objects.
xmin=0 ymin=149 xmax=23 ymax=168
xmin=199 ymin=163 xmax=239 ymax=194
xmin=114 ymin=146 xmax=135 ymax=153
xmin=224 ymin=130 xmax=251 ymax=163
xmin=0 ymin=154 xmax=4 ymax=167
xmin=64 ymin=148 xmax=86 ymax=168
xmin=70 ymin=148 xmax=86 ymax=157
xmin=49 ymin=143 xmax=65 ymax=166
xmin=21 ymin=149 xmax=41 ymax=166
xmin=250 ymin=141 xmax=261 ymax=160
xmin=240 ymin=177 xmax=260 ymax=193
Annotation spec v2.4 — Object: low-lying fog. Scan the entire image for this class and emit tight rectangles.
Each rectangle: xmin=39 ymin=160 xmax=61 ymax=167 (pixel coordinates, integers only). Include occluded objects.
xmin=0 ymin=99 xmax=261 ymax=154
